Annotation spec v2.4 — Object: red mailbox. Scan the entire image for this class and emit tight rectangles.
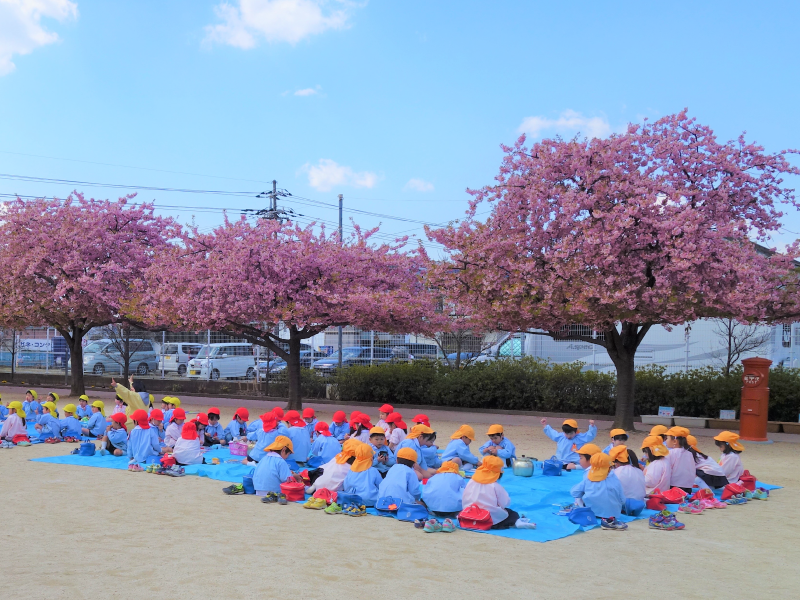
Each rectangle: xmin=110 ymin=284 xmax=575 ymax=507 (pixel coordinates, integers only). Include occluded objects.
xmin=739 ymin=357 xmax=772 ymax=442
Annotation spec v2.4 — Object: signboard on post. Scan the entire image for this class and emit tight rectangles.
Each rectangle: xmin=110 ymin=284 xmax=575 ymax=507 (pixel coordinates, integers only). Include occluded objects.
xmin=658 ymin=406 xmax=675 ymax=417
xmin=17 ymin=339 xmax=53 ymax=352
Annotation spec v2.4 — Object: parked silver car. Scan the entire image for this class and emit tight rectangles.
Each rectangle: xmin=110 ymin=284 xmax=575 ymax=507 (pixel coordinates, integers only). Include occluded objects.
xmin=79 ymin=339 xmax=159 ymax=376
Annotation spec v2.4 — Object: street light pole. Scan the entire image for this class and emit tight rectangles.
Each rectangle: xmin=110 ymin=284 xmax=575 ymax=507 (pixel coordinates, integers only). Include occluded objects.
xmin=338 ymin=193 xmax=343 ymax=372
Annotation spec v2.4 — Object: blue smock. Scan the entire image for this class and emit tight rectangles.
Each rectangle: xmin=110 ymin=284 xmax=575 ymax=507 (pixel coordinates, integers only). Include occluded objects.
xmin=396 ymin=437 xmax=428 ymax=470
xmin=422 ymin=472 xmax=467 ymax=513
xmin=225 ymin=419 xmax=247 ymax=441
xmin=543 ymin=424 xmax=598 ymax=463
xmin=76 ymin=405 xmax=92 ymax=419
xmin=37 ymin=414 xmax=63 ymax=439
xmin=370 ymin=443 xmax=396 ymax=474
xmin=342 ymin=468 xmax=382 ymax=506
xmin=252 ymin=452 xmax=293 ymax=493
xmin=377 ymin=463 xmax=420 ymax=504
xmin=304 ymin=418 xmax=318 ymax=441
xmin=309 ymin=435 xmax=341 ymax=467
xmin=248 ymin=428 xmax=281 ymax=462
xmin=59 ymin=416 xmax=82 ymax=437
xmin=441 ymin=439 xmax=480 ymax=466
xmin=329 ymin=421 xmax=349 ymax=441
xmin=107 ymin=427 xmax=128 ymax=451
xmin=286 ymin=426 xmax=311 ymax=464
xmin=85 ymin=412 xmax=107 ymax=437
xmin=205 ymin=423 xmax=224 ymax=440
xmin=478 ymin=438 xmax=517 ymax=461
xmin=570 ymin=470 xmax=625 ymax=519
xmin=127 ymin=426 xmax=160 ymax=463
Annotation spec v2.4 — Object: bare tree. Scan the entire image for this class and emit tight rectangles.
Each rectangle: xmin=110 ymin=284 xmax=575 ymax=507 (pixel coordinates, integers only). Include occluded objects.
xmin=100 ymin=324 xmax=156 ymax=381
xmin=712 ymin=319 xmax=772 ymax=375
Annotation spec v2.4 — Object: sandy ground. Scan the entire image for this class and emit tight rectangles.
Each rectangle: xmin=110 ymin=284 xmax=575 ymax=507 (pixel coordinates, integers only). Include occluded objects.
xmin=2 ymin=387 xmax=799 ymax=599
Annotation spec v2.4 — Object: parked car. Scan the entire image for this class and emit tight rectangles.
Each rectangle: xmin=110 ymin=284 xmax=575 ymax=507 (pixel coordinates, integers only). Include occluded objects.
xmin=78 ymin=339 xmax=159 ymax=376
xmin=312 ymin=346 xmax=394 ymax=375
xmin=257 ymin=350 xmax=328 ymax=375
xmin=186 ymin=343 xmax=255 ymax=380
xmin=391 ymin=343 xmax=439 ymax=360
xmin=158 ymin=343 xmax=203 ymax=376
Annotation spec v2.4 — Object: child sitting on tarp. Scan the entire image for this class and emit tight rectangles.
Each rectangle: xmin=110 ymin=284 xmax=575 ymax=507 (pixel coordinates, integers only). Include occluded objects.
xmin=350 ymin=414 xmax=372 ymax=444
xmin=541 ymin=418 xmax=597 ymax=469
xmin=441 ymin=425 xmax=480 ymax=469
xmin=1 ymin=401 xmax=27 ymax=440
xmin=715 ymin=431 xmax=745 ymax=484
xmin=641 ymin=436 xmax=670 ymax=493
xmin=112 ymin=396 xmax=126 ymax=415
xmin=369 ymin=426 xmax=395 ymax=478
xmin=173 ymin=422 xmax=203 ymax=465
xmin=0 ymin=397 xmax=7 ymax=421
xmin=306 ymin=439 xmax=361 ymax=494
xmin=224 ymin=407 xmax=249 ymax=442
xmin=575 ymin=443 xmax=602 ymax=476
xmin=609 ymin=446 xmax=646 ymax=502
xmin=377 ymin=447 xmax=422 ymax=505
xmin=650 ymin=425 xmax=668 ymax=444
xmin=422 ymin=461 xmax=467 ymax=516
xmin=665 ymin=427 xmax=696 ymax=494
xmin=462 ymin=455 xmax=533 ymax=530
xmin=46 ymin=393 xmax=60 ymax=417
xmin=688 ymin=435 xmax=729 ymax=489
xmin=246 ymin=413 xmax=280 ymax=464
xmin=252 ymin=436 xmax=303 ymax=497
xmin=204 ymin=407 xmax=226 ymax=446
xmin=479 ymin=424 xmax=517 ymax=467
xmin=34 ymin=401 xmax=63 ymax=441
xmin=23 ymin=390 xmax=41 ymax=423
xmin=127 ymin=409 xmax=161 ymax=464
xmin=308 ymin=422 xmax=341 ymax=468
xmin=149 ymin=409 xmax=166 ymax=447
xmin=76 ymin=396 xmax=92 ymax=419
xmin=164 ymin=408 xmax=186 ymax=447
xmin=385 ymin=412 xmax=406 ymax=450
xmin=329 ymin=410 xmax=349 ymax=442
xmin=59 ymin=404 xmax=83 ymax=439
xmin=396 ymin=425 xmax=439 ymax=480
xmin=603 ymin=429 xmax=628 ymax=454
xmin=100 ymin=413 xmax=129 ymax=456
xmin=570 ymin=453 xmax=627 ymax=530
xmin=376 ymin=404 xmax=393 ymax=432
xmin=285 ymin=411 xmax=311 ymax=467
xmin=342 ymin=443 xmax=381 ymax=507
xmin=303 ymin=408 xmax=318 ymax=441
xmin=81 ymin=401 xmax=107 ymax=438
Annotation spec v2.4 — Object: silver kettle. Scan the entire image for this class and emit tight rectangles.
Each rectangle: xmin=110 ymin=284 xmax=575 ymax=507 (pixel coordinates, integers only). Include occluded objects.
xmin=512 ymin=455 xmax=535 ymax=477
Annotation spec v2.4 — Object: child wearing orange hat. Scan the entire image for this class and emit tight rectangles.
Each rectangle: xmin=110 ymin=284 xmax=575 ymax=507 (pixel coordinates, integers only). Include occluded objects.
xmin=303 ymin=407 xmax=318 ymax=441
xmin=602 ymin=428 xmax=629 ymax=454
xmin=396 ymin=424 xmax=438 ymax=479
xmin=99 ymin=413 xmax=129 ymax=456
xmin=342 ymin=443 xmax=382 ymax=507
xmin=714 ymin=431 xmax=745 ymax=484
xmin=164 ymin=408 xmax=187 ymax=447
xmin=570 ymin=453 xmax=627 ymax=530
xmin=665 ymin=426 xmax=696 ymax=493
xmin=369 ymin=426 xmax=395 ymax=477
xmin=479 ymin=424 xmax=517 ymax=467
xmin=384 ymin=412 xmax=406 ymax=450
xmin=204 ymin=407 xmax=226 ymax=446
xmin=126 ymin=409 xmax=161 ymax=464
xmin=422 ymin=461 xmax=467 ymax=516
xmin=462 ymin=456 xmax=534 ymax=529
xmin=575 ymin=443 xmax=602 ymax=475
xmin=540 ymin=417 xmax=597 ymax=469
xmin=641 ymin=436 xmax=670 ymax=493
xmin=650 ymin=425 xmax=668 ymax=443
xmin=609 ymin=446 xmax=646 ymax=502
xmin=307 ymin=439 xmax=362 ymax=494
xmin=224 ymin=407 xmax=249 ymax=442
xmin=308 ymin=422 xmax=341 ymax=468
xmin=172 ymin=422 xmax=203 ymax=466
xmin=330 ymin=410 xmax=349 ymax=441
xmin=441 ymin=425 xmax=480 ymax=469
xmin=376 ymin=404 xmax=394 ymax=432
xmin=377 ymin=446 xmax=422 ymax=505
xmin=688 ymin=435 xmax=729 ymax=489
xmin=251 ymin=435 xmax=303 ymax=497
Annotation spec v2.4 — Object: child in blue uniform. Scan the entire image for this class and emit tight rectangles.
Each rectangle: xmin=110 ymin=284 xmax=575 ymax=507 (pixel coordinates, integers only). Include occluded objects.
xmin=369 ymin=426 xmax=395 ymax=478
xmin=46 ymin=393 xmax=60 ymax=417
xmin=225 ymin=407 xmax=249 ymax=441
xmin=23 ymin=390 xmax=41 ymax=423
xmin=570 ymin=452 xmax=627 ymax=530
xmin=308 ymin=422 xmax=341 ymax=468
xmin=603 ymin=428 xmax=628 ymax=454
xmin=34 ymin=401 xmax=63 ymax=440
xmin=81 ymin=401 xmax=107 ymax=438
xmin=247 ymin=413 xmax=280 ymax=463
xmin=441 ymin=425 xmax=480 ymax=469
xmin=286 ymin=412 xmax=311 ymax=466
xmin=149 ymin=409 xmax=166 ymax=449
xmin=422 ymin=461 xmax=467 ymax=516
xmin=101 ymin=413 xmax=129 ymax=456
xmin=251 ymin=435 xmax=303 ymax=496
xmin=303 ymin=408 xmax=318 ymax=441
xmin=397 ymin=425 xmax=438 ymax=479
xmin=541 ymin=418 xmax=597 ymax=469
xmin=329 ymin=410 xmax=349 ymax=441
xmin=76 ymin=396 xmax=92 ymax=419
xmin=342 ymin=443 xmax=382 ymax=506
xmin=479 ymin=424 xmax=517 ymax=467
xmin=126 ymin=409 xmax=161 ymax=464
xmin=0 ymin=396 xmax=7 ymax=421
xmin=204 ymin=407 xmax=226 ymax=446
xmin=377 ymin=447 xmax=422 ymax=505
xmin=59 ymin=404 xmax=83 ymax=439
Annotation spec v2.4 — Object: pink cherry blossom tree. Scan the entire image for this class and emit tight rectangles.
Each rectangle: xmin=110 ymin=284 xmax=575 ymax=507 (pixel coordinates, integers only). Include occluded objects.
xmin=145 ymin=217 xmax=438 ymax=409
xmin=0 ymin=194 xmax=179 ymax=395
xmin=427 ymin=111 xmax=800 ymax=428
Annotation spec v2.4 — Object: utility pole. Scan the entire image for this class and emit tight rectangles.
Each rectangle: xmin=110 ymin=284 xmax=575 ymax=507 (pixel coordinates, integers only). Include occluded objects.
xmin=338 ymin=193 xmax=343 ymax=372
xmin=251 ymin=180 xmax=297 ymax=222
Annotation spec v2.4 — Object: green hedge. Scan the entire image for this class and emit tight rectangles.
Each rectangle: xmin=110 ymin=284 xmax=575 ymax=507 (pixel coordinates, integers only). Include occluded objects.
xmin=335 ymin=358 xmax=800 ymax=421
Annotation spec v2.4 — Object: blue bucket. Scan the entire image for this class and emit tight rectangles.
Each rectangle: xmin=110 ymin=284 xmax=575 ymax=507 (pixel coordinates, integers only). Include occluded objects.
xmin=242 ymin=475 xmax=255 ymax=495
xmin=79 ymin=442 xmax=96 ymax=456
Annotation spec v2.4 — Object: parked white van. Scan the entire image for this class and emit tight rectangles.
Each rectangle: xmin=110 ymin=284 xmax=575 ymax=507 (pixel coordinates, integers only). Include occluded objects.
xmin=158 ymin=342 xmax=204 ymax=376
xmin=186 ymin=343 xmax=256 ymax=380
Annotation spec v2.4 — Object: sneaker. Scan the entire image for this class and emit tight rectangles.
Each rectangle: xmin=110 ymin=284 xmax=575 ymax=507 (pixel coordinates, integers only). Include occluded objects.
xmin=600 ymin=517 xmax=628 ymax=531
xmin=128 ymin=464 xmax=144 ymax=472
xmin=515 ymin=517 xmax=536 ymax=529
xmin=555 ymin=503 xmax=576 ymax=516
xmin=345 ymin=504 xmax=367 ymax=517
xmin=724 ymin=496 xmax=744 ymax=505
xmin=303 ymin=497 xmax=327 ymax=510
xmin=441 ymin=518 xmax=456 ymax=533
xmin=743 ymin=489 xmax=754 ymax=500
xmin=223 ymin=484 xmax=245 ymax=495
xmin=423 ymin=518 xmax=442 ymax=532
xmin=277 ymin=493 xmax=288 ymax=505
xmin=663 ymin=511 xmax=686 ymax=530
xmin=753 ymin=488 xmax=770 ymax=500
xmin=165 ymin=466 xmax=185 ymax=477
xmin=413 ymin=519 xmax=425 ymax=529
xmin=17 ymin=441 xmax=31 ymax=446
xmin=261 ymin=492 xmax=279 ymax=504
xmin=649 ymin=510 xmax=674 ymax=530
xmin=324 ymin=501 xmax=342 ymax=515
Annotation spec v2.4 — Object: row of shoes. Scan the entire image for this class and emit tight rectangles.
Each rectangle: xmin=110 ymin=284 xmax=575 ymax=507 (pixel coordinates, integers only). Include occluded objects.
xmin=414 ymin=518 xmax=457 ymax=533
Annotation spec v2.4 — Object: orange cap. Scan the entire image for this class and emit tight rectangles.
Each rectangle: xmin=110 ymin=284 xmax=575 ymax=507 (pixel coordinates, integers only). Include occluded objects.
xmin=450 ymin=425 xmax=475 ymax=441
xmin=350 ymin=443 xmax=374 ymax=472
xmin=609 ymin=428 xmax=627 ymax=438
xmin=587 ymin=452 xmax=611 ymax=482
xmin=608 ymin=445 xmax=629 ymax=463
xmin=486 ymin=424 xmax=504 ymax=436
xmin=575 ymin=443 xmax=601 ymax=456
xmin=714 ymin=431 xmax=744 ymax=452
xmin=472 ymin=455 xmax=503 ymax=484
xmin=563 ymin=419 xmax=579 ymax=429
xmin=369 ymin=426 xmax=386 ymax=436
xmin=396 ymin=447 xmax=418 ymax=462
xmin=641 ymin=436 xmax=669 ymax=457
xmin=687 ymin=435 xmax=699 ymax=451
xmin=264 ymin=435 xmax=293 ymax=454
xmin=406 ymin=424 xmax=434 ymax=439
xmin=666 ymin=426 xmax=690 ymax=438
xmin=649 ymin=425 xmax=668 ymax=437
xmin=335 ymin=439 xmax=362 ymax=464
xmin=437 ymin=461 xmax=460 ymax=474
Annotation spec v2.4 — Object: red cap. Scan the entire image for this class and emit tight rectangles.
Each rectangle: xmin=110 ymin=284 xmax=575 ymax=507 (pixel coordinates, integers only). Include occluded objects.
xmin=349 ymin=420 xmax=359 ymax=430
xmin=181 ymin=422 xmax=198 ymax=440
xmin=315 ymin=421 xmax=331 ymax=436
xmin=272 ymin=407 xmax=285 ymax=419
xmin=379 ymin=404 xmax=394 ymax=414
xmin=234 ymin=407 xmax=249 ymax=421
xmin=208 ymin=406 xmax=220 ymax=416
xmin=171 ymin=407 xmax=186 ymax=422
xmin=130 ymin=409 xmax=150 ymax=429
xmin=149 ymin=409 xmax=164 ymax=421
xmin=332 ymin=410 xmax=346 ymax=423
xmin=357 ymin=414 xmax=373 ymax=428
xmin=385 ymin=412 xmax=401 ymax=424
xmin=349 ymin=410 xmax=362 ymax=422
xmin=261 ymin=413 xmax=277 ymax=433
xmin=396 ymin=420 xmax=408 ymax=429
xmin=195 ymin=413 xmax=209 ymax=426
xmin=285 ymin=410 xmax=300 ymax=421
xmin=111 ymin=413 xmax=128 ymax=431
xmin=412 ymin=414 xmax=430 ymax=425
xmin=302 ymin=407 xmax=315 ymax=419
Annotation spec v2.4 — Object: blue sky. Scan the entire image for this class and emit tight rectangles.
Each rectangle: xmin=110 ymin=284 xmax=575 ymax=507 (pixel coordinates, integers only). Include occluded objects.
xmin=1 ymin=0 xmax=798 ymax=255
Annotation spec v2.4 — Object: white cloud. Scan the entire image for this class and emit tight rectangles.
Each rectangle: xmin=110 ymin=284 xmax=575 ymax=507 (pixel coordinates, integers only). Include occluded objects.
xmin=404 ymin=178 xmax=434 ymax=192
xmin=518 ymin=109 xmax=613 ymax=140
xmin=204 ymin=0 xmax=357 ymax=48
xmin=294 ymin=85 xmax=319 ymax=96
xmin=0 ymin=0 xmax=78 ymax=76
xmin=301 ymin=159 xmax=378 ymax=192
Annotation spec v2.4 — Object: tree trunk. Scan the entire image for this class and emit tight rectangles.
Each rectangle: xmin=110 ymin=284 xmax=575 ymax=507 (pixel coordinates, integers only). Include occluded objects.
xmin=60 ymin=326 xmax=86 ymax=397
xmin=603 ymin=322 xmax=650 ymax=430
xmin=286 ymin=327 xmax=303 ymax=411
